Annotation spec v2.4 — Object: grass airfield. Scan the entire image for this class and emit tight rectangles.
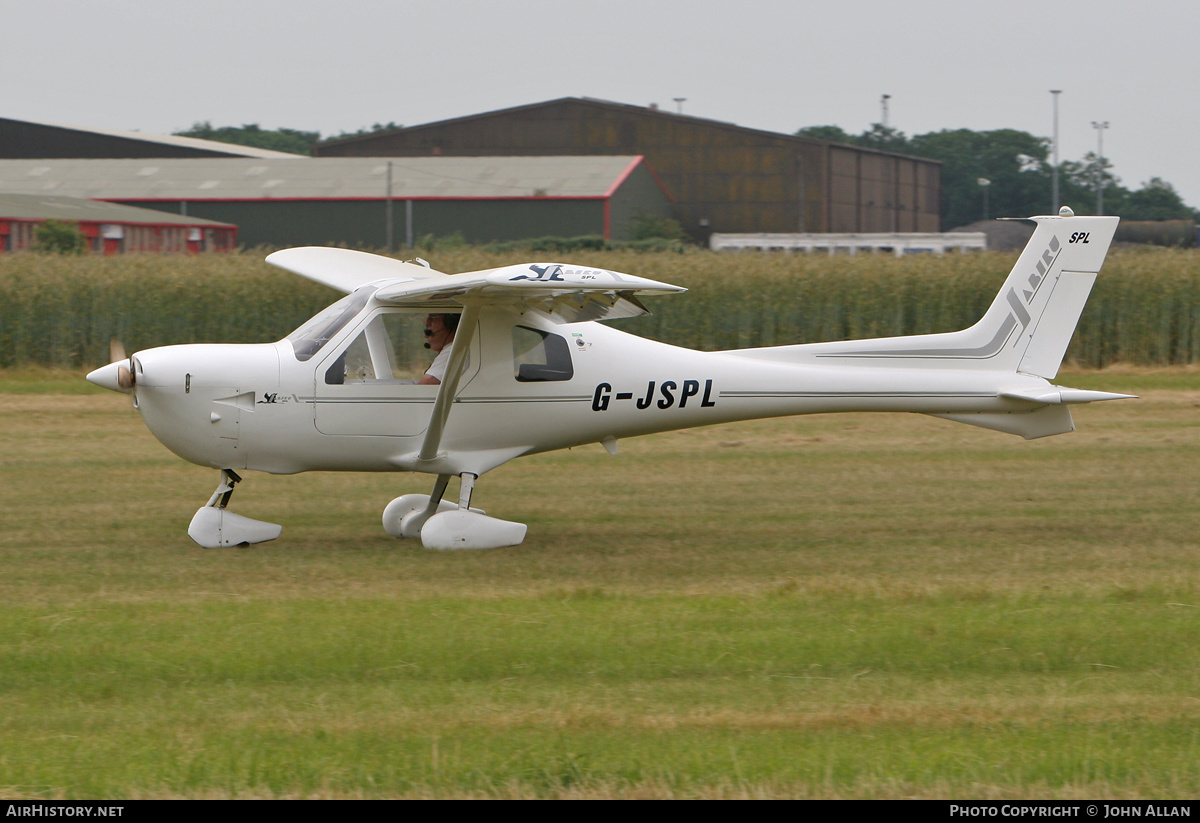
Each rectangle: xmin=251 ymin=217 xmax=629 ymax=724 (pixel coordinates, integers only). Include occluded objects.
xmin=1 ymin=369 xmax=1198 ymax=799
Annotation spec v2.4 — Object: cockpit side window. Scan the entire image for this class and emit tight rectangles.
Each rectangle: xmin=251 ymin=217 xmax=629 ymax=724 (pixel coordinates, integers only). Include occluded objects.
xmin=512 ymin=326 xmax=573 ymax=382
xmin=324 ymin=311 xmax=435 ymax=385
xmin=287 ymin=286 xmax=377 ymax=362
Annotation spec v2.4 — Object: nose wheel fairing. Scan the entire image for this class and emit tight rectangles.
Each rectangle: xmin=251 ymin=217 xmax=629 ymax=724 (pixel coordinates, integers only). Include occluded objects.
xmin=187 ymin=470 xmax=282 ymax=549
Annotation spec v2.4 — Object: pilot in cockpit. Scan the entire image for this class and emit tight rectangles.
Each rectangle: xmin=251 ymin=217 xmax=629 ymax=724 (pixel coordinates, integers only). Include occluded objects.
xmin=418 ymin=313 xmax=458 ymax=385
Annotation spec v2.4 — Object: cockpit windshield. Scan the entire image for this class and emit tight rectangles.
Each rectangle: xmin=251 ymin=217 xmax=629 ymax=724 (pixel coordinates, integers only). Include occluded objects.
xmin=287 ymin=286 xmax=377 ymax=361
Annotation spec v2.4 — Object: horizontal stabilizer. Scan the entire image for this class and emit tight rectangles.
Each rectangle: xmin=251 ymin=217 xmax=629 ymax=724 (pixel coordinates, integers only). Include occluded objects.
xmin=999 ymin=387 xmax=1138 ymax=405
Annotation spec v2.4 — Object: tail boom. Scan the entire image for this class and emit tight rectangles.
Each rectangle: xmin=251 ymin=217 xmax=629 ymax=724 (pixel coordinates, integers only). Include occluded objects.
xmin=720 ymin=212 xmax=1128 ymax=438
xmin=730 ymin=213 xmax=1120 ymax=379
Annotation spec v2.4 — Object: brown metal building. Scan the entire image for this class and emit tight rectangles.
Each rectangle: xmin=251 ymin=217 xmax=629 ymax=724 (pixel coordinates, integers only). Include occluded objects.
xmin=314 ymin=97 xmax=943 ymax=237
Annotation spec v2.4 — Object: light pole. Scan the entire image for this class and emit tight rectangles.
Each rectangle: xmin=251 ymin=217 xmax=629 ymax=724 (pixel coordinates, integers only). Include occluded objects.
xmin=1050 ymin=90 xmax=1061 ymax=213
xmin=1092 ymin=120 xmax=1109 ymax=215
xmin=978 ymin=178 xmax=991 ymax=220
xmin=673 ymin=97 xmax=686 ymax=115
xmin=881 ymin=94 xmax=891 ymax=127
xmin=385 ymin=161 xmax=394 ymax=253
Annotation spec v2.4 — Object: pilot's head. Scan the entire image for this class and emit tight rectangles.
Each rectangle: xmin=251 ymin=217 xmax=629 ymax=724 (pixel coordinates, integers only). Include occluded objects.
xmin=423 ymin=313 xmax=459 ymax=352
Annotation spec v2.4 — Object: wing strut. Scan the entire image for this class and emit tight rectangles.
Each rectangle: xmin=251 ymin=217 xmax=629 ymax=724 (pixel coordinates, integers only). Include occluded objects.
xmin=418 ymin=302 xmax=481 ymax=462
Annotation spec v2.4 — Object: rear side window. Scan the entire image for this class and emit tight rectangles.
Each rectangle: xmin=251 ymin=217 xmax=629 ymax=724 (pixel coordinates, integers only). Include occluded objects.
xmin=512 ymin=326 xmax=573 ymax=382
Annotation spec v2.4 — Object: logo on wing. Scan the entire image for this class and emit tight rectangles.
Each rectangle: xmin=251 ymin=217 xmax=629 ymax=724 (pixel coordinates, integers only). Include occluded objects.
xmin=510 ymin=264 xmax=565 ymax=282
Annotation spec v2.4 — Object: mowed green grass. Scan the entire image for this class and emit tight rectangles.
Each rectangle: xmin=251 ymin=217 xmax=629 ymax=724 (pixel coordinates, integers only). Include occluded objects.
xmin=0 ymin=371 xmax=1198 ymax=798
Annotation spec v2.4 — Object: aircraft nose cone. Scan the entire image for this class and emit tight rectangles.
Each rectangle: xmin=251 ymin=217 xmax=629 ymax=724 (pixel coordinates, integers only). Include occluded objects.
xmin=86 ymin=360 xmax=133 ymax=393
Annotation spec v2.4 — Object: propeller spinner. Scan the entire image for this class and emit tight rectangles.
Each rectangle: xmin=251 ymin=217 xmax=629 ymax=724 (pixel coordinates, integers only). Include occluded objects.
xmin=87 ymin=339 xmax=135 ymax=393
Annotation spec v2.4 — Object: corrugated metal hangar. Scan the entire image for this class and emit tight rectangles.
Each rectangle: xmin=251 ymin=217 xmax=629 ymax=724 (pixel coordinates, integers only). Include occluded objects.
xmin=314 ymin=97 xmax=943 ymax=237
xmin=0 ymin=156 xmax=670 ymax=247
xmin=0 ymin=193 xmax=236 ymax=253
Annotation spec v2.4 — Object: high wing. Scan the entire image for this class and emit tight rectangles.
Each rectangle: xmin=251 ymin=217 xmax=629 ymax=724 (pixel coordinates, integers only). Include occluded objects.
xmin=373 ymin=262 xmax=685 ymax=323
xmin=266 ymin=247 xmax=687 ymax=469
xmin=265 ymin=247 xmax=445 ymax=293
xmin=266 ymin=248 xmax=685 ymax=323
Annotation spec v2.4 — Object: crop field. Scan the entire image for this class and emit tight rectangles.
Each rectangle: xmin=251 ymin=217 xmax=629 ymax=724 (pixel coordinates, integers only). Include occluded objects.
xmin=1 ymin=367 xmax=1197 ymax=799
xmin=3 ymin=246 xmax=1200 ymax=369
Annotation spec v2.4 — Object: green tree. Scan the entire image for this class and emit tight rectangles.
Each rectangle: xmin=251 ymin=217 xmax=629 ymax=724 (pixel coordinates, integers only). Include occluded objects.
xmin=796 ymin=124 xmax=1073 ymax=225
xmin=625 ymin=212 xmax=689 ymax=242
xmin=856 ymin=123 xmax=910 ymax=152
xmin=1111 ymin=177 xmax=1197 ymax=222
xmin=324 ymin=122 xmax=404 ymax=142
xmin=175 ymin=121 xmax=408 ymax=154
xmin=796 ymin=121 xmax=1196 ymax=225
xmin=174 ymin=122 xmax=319 ymax=155
xmin=907 ymin=129 xmax=1053 ymax=228
xmin=33 ymin=220 xmax=86 ymax=254
xmin=795 ymin=125 xmax=858 ymax=143
xmin=795 ymin=123 xmax=910 ymax=152
xmin=1056 ymin=151 xmax=1122 ymax=214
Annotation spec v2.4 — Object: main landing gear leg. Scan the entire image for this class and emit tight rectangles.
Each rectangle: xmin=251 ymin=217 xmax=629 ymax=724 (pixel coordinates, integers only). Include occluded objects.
xmin=381 ymin=472 xmax=527 ymax=550
xmin=187 ymin=469 xmax=282 ymax=549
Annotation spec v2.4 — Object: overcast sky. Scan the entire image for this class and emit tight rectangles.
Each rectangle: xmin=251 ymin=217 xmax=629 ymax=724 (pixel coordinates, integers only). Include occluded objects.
xmin=5 ymin=0 xmax=1199 ymax=210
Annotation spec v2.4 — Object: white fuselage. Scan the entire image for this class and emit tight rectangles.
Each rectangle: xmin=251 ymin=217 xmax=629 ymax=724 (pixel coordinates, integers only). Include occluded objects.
xmin=85 ymin=215 xmax=1128 ymax=550
xmin=130 ymin=305 xmax=1055 ymax=479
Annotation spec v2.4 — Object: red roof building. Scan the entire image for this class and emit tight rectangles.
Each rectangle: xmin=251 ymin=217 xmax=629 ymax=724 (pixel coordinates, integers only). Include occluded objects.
xmin=0 ymin=193 xmax=236 ymax=254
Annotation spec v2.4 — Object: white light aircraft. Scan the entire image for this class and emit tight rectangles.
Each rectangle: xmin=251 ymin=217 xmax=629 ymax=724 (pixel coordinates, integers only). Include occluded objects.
xmin=87 ymin=209 xmax=1132 ymax=550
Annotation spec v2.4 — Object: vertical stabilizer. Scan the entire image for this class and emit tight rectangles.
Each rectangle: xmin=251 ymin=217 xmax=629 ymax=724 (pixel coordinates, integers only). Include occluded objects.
xmin=970 ymin=213 xmax=1118 ymax=377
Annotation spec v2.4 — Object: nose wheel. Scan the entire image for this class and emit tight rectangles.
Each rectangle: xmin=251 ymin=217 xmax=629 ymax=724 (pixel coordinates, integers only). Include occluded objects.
xmin=187 ymin=469 xmax=282 ymax=548
xmin=382 ymin=472 xmax=526 ymax=550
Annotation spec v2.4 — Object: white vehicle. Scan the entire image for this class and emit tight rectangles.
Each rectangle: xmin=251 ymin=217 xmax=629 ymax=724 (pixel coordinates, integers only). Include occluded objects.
xmin=88 ymin=209 xmax=1132 ymax=550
